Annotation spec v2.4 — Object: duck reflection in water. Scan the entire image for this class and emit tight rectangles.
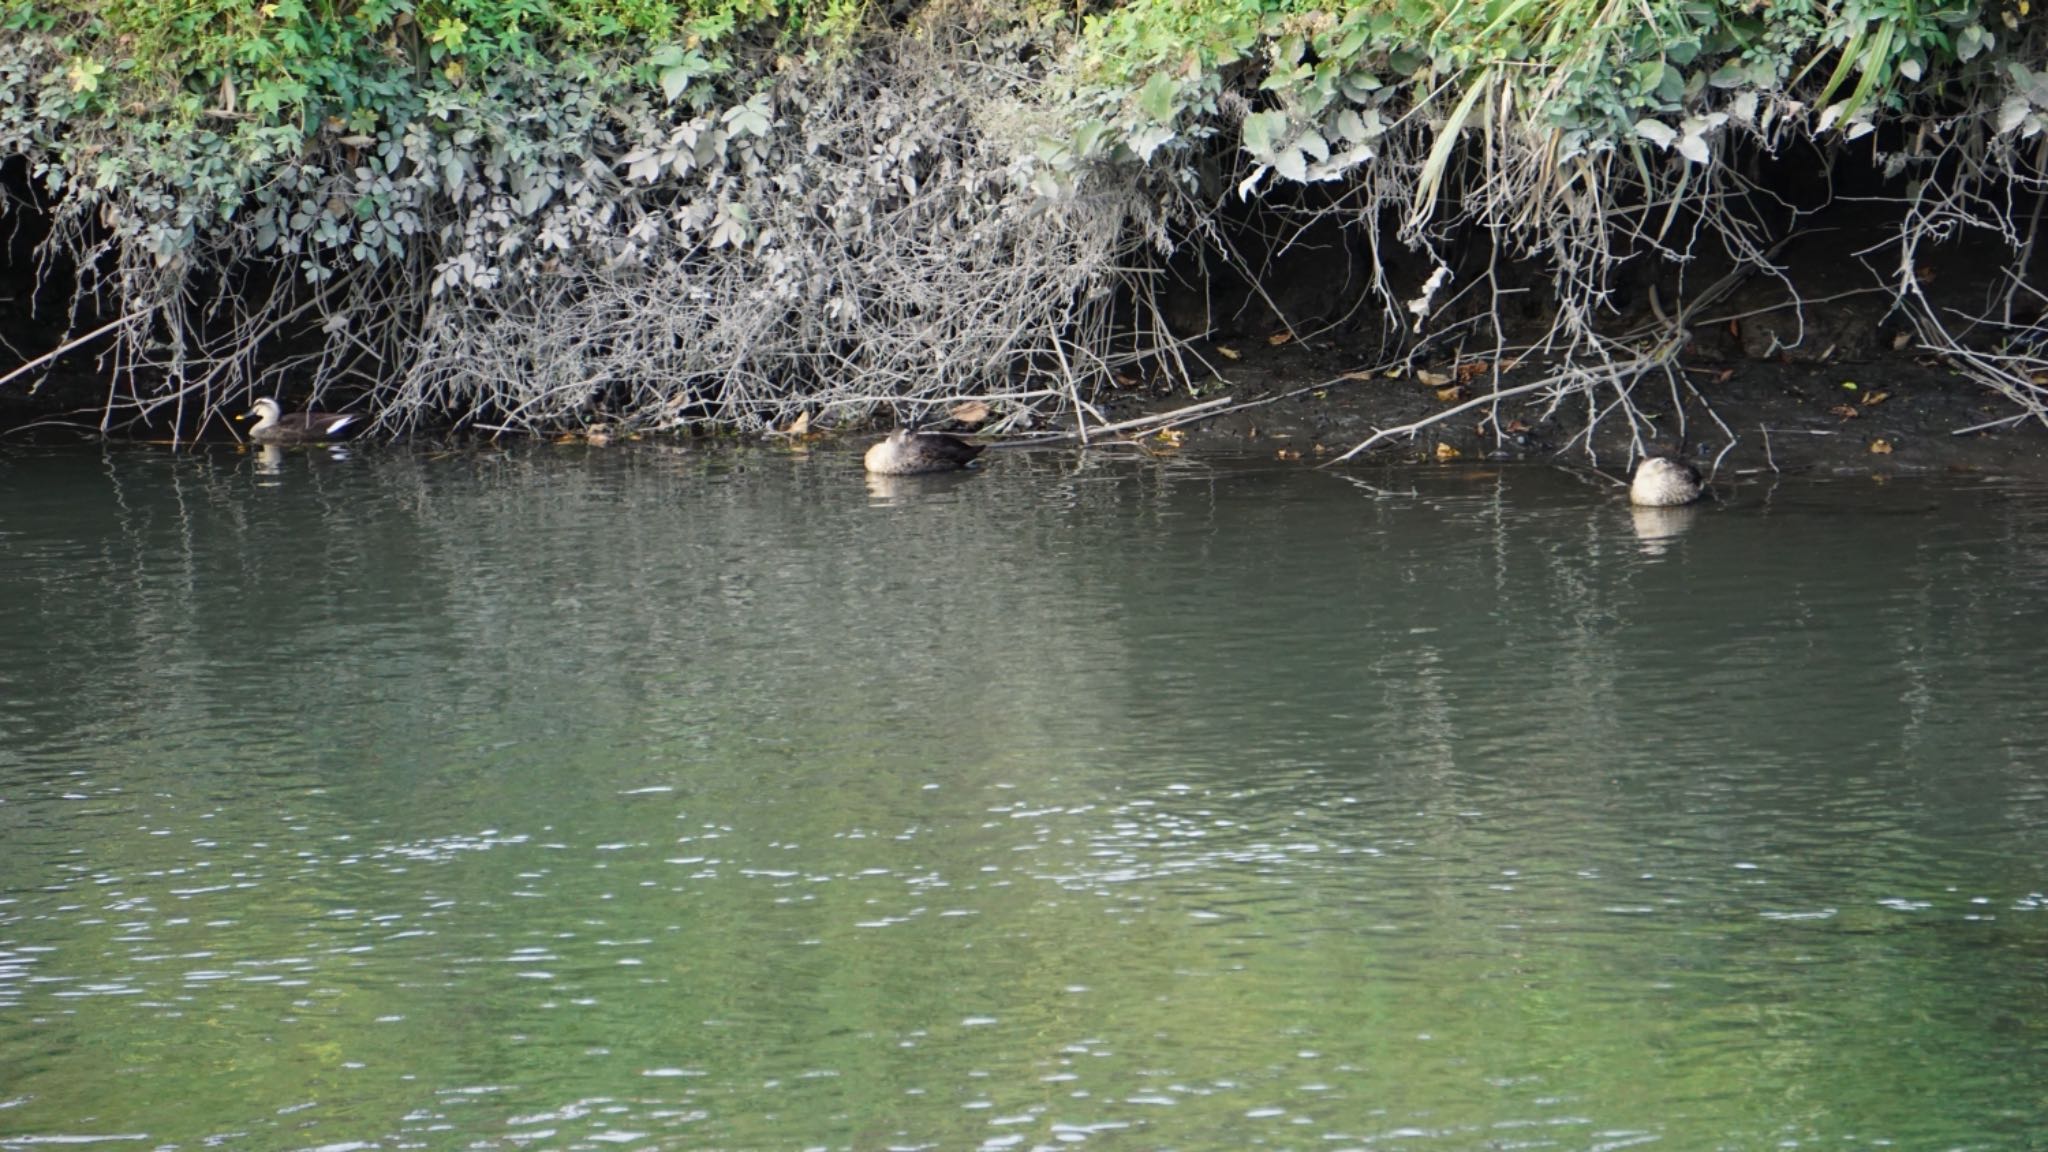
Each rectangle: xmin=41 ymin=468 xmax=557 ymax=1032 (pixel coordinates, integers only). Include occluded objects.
xmin=864 ymin=468 xmax=983 ymax=504
xmin=248 ymin=440 xmax=352 ymax=486
xmin=1630 ymin=504 xmax=1700 ymax=555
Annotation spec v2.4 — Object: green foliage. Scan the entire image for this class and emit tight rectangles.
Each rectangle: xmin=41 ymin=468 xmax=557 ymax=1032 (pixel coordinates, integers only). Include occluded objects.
xmin=2 ymin=0 xmax=2029 ymax=275
xmin=0 ymin=0 xmax=819 ymax=284
xmin=5 ymin=0 xmax=801 ymax=142
xmin=1065 ymin=0 xmax=2013 ymax=183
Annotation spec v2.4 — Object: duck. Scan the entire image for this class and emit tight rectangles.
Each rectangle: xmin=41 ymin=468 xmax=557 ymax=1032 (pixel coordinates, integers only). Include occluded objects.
xmin=1629 ymin=455 xmax=1703 ymax=507
xmin=863 ymin=428 xmax=984 ymax=475
xmin=242 ymin=397 xmax=358 ymax=444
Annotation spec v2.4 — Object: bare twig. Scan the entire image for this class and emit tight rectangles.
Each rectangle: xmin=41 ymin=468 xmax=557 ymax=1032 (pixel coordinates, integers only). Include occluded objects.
xmin=1325 ymin=376 xmax=1561 ymax=464
xmin=0 ymin=310 xmax=149 ymax=393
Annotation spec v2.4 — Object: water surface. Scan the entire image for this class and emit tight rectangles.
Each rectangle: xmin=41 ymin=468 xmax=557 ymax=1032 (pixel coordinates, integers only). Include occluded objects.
xmin=2 ymin=442 xmax=2045 ymax=1150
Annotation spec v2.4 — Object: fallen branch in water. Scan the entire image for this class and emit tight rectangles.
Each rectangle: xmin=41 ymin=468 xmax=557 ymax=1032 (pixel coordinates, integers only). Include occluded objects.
xmin=986 ymin=394 xmax=1237 ymax=445
xmin=1323 ymin=350 xmax=1698 ymax=466
xmin=1322 ymin=376 xmax=1562 ymax=464
xmin=1172 ymin=365 xmax=1399 ymax=427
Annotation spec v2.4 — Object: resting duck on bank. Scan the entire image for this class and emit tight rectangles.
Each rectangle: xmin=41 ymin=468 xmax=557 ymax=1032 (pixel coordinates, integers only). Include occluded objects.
xmin=243 ymin=397 xmax=359 ymax=444
xmin=863 ymin=428 xmax=985 ymax=475
xmin=1629 ymin=456 xmax=1703 ymax=507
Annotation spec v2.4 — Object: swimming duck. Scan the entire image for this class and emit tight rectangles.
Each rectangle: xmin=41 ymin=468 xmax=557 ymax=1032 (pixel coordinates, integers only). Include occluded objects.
xmin=243 ymin=397 xmax=359 ymax=444
xmin=1629 ymin=456 xmax=1703 ymax=507
xmin=863 ymin=429 xmax=984 ymax=475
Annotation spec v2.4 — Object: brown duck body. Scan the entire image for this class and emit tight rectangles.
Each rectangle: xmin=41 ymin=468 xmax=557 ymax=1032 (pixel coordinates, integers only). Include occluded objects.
xmin=245 ymin=397 xmax=358 ymax=444
xmin=863 ymin=429 xmax=984 ymax=475
xmin=1629 ymin=456 xmax=1703 ymax=507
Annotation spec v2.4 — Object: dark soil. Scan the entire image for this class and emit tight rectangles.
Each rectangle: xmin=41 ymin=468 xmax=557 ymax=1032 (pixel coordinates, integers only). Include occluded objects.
xmin=1108 ymin=199 xmax=2048 ymax=479
xmin=1107 ymin=151 xmax=2048 ymax=480
xmin=1096 ymin=336 xmax=2048 ymax=480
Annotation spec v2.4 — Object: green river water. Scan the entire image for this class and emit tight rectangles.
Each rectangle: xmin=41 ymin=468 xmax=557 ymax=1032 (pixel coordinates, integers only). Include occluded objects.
xmin=1 ymin=442 xmax=2044 ymax=1150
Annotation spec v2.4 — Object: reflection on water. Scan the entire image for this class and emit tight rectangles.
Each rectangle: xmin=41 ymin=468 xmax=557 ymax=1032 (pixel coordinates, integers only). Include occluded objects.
xmin=252 ymin=442 xmax=285 ymax=476
xmin=1628 ymin=502 xmax=1699 ymax=554
xmin=2 ymin=441 xmax=2046 ymax=1149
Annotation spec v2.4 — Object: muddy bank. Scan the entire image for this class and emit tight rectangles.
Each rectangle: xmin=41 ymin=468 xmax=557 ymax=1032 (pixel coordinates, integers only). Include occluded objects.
xmin=1092 ymin=341 xmax=2048 ymax=480
xmin=1099 ymin=212 xmax=2048 ymax=479
xmin=5 ymin=148 xmax=2043 ymax=473
xmin=10 ymin=331 xmax=2047 ymax=481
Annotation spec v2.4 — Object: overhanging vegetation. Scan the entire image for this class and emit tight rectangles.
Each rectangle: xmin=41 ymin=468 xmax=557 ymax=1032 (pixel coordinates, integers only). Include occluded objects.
xmin=1 ymin=0 xmax=2044 ymax=444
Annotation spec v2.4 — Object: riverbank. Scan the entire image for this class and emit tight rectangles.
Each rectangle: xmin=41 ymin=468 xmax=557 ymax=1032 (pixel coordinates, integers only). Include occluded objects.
xmin=1094 ymin=340 xmax=2048 ymax=480
xmin=8 ymin=319 xmax=2047 ymax=481
xmin=3 ymin=3 xmax=2043 ymax=444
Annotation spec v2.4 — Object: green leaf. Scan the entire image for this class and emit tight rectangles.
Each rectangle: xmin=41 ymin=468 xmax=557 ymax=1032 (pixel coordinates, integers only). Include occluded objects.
xmin=1127 ymin=123 xmax=1176 ymax=162
xmin=1242 ymin=110 xmax=1286 ymax=158
xmin=1658 ymin=65 xmax=1685 ymax=102
xmin=1073 ymin=118 xmax=1111 ymax=158
xmin=1956 ymin=24 xmax=1987 ymax=62
xmin=1297 ymin=127 xmax=1329 ymax=164
xmin=65 ymin=56 xmax=105 ymax=93
xmin=1273 ymin=143 xmax=1307 ymax=182
xmin=1138 ymin=71 xmax=1177 ymax=124
xmin=1634 ymin=118 xmax=1677 ymax=148
xmin=724 ymin=93 xmax=772 ymax=137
